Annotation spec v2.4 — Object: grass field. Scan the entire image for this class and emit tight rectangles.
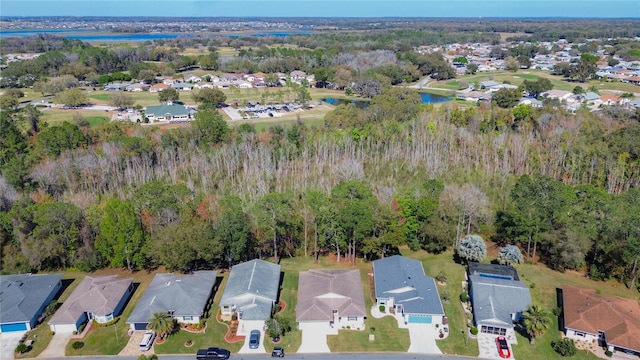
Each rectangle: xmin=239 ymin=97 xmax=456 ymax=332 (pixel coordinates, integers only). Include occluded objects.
xmin=39 ymin=108 xmax=110 ymax=127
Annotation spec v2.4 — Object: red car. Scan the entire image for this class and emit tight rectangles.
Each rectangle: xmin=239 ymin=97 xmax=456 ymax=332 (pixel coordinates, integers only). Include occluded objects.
xmin=496 ymin=336 xmax=511 ymax=358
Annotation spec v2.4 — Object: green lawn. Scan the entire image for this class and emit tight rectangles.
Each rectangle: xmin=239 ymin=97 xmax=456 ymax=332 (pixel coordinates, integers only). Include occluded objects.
xmin=40 ymin=109 xmax=111 ymax=127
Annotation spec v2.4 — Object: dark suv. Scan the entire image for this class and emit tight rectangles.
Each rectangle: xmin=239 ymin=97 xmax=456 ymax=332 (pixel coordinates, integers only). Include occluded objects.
xmin=196 ymin=347 xmax=231 ymax=360
xmin=271 ymin=347 xmax=285 ymax=357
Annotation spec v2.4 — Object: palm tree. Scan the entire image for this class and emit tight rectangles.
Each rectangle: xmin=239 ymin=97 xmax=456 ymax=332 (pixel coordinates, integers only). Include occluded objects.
xmin=522 ymin=304 xmax=552 ymax=345
xmin=147 ymin=311 xmax=174 ymax=339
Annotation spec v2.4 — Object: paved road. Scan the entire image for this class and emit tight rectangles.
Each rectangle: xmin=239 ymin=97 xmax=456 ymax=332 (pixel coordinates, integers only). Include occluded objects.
xmin=41 ymin=354 xmax=475 ymax=360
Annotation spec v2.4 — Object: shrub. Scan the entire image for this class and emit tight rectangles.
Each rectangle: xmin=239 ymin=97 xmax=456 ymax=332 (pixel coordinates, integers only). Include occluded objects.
xmin=15 ymin=344 xmax=29 ymax=353
xmin=605 ymin=350 xmax=613 ymax=357
xmin=346 ymin=325 xmax=351 ymax=329
xmin=460 ymin=293 xmax=469 ymax=302
xmin=93 ymin=317 xmax=119 ymax=327
xmin=552 ymin=338 xmax=577 ymax=357
xmin=470 ymin=326 xmax=478 ymax=335
xmin=435 ymin=271 xmax=448 ymax=283
xmin=379 ymin=305 xmax=385 ymax=312
xmin=72 ymin=341 xmax=85 ymax=350
xmin=231 ymin=314 xmax=238 ymax=321
xmin=552 ymin=307 xmax=563 ymax=317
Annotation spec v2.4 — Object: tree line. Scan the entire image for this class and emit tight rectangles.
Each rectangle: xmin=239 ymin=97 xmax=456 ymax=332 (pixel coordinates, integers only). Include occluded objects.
xmin=1 ymin=91 xmax=639 ymax=289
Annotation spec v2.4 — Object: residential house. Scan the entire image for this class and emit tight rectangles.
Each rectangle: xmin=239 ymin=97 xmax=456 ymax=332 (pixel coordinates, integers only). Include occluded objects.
xmin=49 ymin=276 xmax=133 ymax=333
xmin=0 ymin=273 xmax=63 ymax=332
xmin=479 ymin=80 xmax=500 ymax=89
xmin=145 ymin=101 xmax=190 ymax=123
xmin=562 ymin=285 xmax=640 ymax=357
xmin=126 ymin=271 xmax=216 ymax=331
xmin=373 ymin=255 xmax=445 ymax=325
xmin=542 ymin=89 xmax=573 ymax=102
xmin=235 ymin=80 xmax=253 ymax=89
xmin=171 ymin=82 xmax=193 ymax=91
xmin=219 ymin=259 xmax=281 ymax=335
xmin=149 ymin=83 xmax=170 ymax=93
xmin=599 ymin=94 xmax=627 ymax=106
xmin=519 ymin=98 xmax=544 ymax=108
xmin=457 ymin=91 xmax=492 ymax=102
xmin=467 ymin=262 xmax=532 ymax=342
xmin=126 ymin=83 xmax=150 ymax=92
xmin=195 ymin=82 xmax=215 ymax=89
xmin=185 ymin=75 xmax=202 ymax=83
xmin=104 ymin=83 xmax=130 ymax=91
xmin=161 ymin=77 xmax=181 ymax=85
xmin=296 ymin=269 xmax=366 ymax=330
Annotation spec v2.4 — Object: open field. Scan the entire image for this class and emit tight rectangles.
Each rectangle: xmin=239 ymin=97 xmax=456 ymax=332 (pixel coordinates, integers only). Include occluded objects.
xmin=39 ymin=108 xmax=111 ymax=127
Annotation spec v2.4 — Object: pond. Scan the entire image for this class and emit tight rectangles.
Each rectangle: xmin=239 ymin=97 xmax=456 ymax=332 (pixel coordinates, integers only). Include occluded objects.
xmin=322 ymin=92 xmax=451 ymax=107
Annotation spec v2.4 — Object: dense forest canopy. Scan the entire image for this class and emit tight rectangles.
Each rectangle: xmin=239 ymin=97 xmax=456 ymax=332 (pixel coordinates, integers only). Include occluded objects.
xmin=1 ymin=19 xmax=639 ymax=292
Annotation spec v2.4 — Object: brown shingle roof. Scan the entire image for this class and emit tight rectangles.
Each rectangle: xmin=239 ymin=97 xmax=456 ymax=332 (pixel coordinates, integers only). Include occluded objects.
xmin=49 ymin=276 xmax=132 ymax=324
xmin=563 ymin=285 xmax=640 ymax=351
xmin=296 ymin=269 xmax=366 ymax=322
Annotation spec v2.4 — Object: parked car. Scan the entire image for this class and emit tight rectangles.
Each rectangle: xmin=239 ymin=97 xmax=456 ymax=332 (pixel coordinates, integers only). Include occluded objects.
xmin=496 ymin=336 xmax=511 ymax=359
xmin=196 ymin=347 xmax=231 ymax=360
xmin=271 ymin=347 xmax=285 ymax=357
xmin=249 ymin=330 xmax=260 ymax=349
xmin=138 ymin=330 xmax=156 ymax=351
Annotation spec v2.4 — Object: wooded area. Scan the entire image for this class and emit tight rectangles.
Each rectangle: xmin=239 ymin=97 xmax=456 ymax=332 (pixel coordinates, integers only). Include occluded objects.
xmin=1 ymin=19 xmax=639 ymax=292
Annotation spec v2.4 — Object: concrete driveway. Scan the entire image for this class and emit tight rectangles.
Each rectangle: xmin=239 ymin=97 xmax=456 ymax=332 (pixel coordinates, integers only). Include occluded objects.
xmin=407 ymin=324 xmax=442 ymax=354
xmin=37 ymin=332 xmax=73 ymax=358
xmin=297 ymin=322 xmax=335 ymax=353
xmin=238 ymin=329 xmax=266 ymax=354
xmin=0 ymin=331 xmax=26 ymax=360
xmin=477 ymin=333 xmax=513 ymax=359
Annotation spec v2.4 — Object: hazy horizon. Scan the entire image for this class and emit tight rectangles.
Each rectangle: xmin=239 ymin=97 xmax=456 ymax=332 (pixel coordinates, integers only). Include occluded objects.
xmin=2 ymin=0 xmax=639 ymax=18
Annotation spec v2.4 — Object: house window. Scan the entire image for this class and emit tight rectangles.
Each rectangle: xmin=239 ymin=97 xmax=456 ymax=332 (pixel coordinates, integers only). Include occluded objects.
xmin=168 ymin=310 xmax=175 ymax=316
xmin=347 ymin=316 xmax=358 ymax=321
xmin=183 ymin=316 xmax=193 ymax=321
xmin=575 ymin=332 xmax=586 ymax=337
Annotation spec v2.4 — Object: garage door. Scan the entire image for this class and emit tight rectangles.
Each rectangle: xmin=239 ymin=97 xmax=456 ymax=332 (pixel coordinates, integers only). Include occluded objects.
xmin=408 ymin=315 xmax=432 ymax=324
xmin=133 ymin=323 xmax=147 ymax=331
xmin=1 ymin=323 xmax=28 ymax=332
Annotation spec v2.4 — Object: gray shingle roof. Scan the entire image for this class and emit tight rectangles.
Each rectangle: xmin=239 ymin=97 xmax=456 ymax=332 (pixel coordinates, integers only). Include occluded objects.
xmin=296 ymin=269 xmax=366 ymax=322
xmin=373 ymin=255 xmax=444 ymax=316
xmin=126 ymin=271 xmax=216 ymax=324
xmin=0 ymin=273 xmax=62 ymax=324
xmin=470 ymin=273 xmax=532 ymax=326
xmin=219 ymin=259 xmax=280 ymax=321
xmin=49 ymin=275 xmax=132 ymax=324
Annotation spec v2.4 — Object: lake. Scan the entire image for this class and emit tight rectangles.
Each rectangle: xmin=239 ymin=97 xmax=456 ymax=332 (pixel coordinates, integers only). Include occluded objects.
xmin=0 ymin=29 xmax=313 ymax=42
xmin=323 ymin=92 xmax=451 ymax=107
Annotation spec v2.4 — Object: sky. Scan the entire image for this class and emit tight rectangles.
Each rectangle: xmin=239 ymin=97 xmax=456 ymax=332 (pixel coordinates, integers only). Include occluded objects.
xmin=1 ymin=0 xmax=639 ymax=18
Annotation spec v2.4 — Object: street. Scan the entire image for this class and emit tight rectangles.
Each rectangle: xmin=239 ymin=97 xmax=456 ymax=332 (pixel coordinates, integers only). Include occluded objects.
xmin=39 ymin=354 xmax=476 ymax=360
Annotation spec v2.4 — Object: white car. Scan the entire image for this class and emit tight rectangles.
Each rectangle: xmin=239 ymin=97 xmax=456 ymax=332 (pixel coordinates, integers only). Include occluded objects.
xmin=139 ymin=330 xmax=156 ymax=351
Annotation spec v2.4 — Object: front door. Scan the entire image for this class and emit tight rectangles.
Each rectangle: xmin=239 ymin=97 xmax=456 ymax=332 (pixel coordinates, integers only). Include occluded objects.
xmin=86 ymin=312 xmax=94 ymax=321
